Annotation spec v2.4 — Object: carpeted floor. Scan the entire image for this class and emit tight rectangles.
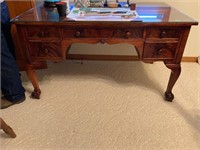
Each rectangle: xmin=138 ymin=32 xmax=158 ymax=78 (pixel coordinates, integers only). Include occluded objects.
xmin=1 ymin=60 xmax=200 ymax=150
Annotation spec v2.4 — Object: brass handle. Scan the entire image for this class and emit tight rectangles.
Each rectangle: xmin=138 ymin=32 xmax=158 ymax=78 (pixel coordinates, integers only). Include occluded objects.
xmin=75 ymin=31 xmax=81 ymax=37
xmin=39 ymin=31 xmax=45 ymax=37
xmin=44 ymin=48 xmax=49 ymax=54
xmin=100 ymin=39 xmax=105 ymax=44
xmin=39 ymin=48 xmax=49 ymax=56
xmin=40 ymin=48 xmax=49 ymax=54
xmin=160 ymin=30 xmax=167 ymax=38
xmin=157 ymin=48 xmax=163 ymax=55
xmin=125 ymin=31 xmax=131 ymax=38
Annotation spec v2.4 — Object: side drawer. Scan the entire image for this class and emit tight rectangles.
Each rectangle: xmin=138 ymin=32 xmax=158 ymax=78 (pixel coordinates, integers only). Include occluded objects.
xmin=28 ymin=42 xmax=64 ymax=60
xmin=143 ymin=43 xmax=178 ymax=59
xmin=26 ymin=26 xmax=60 ymax=38
xmin=146 ymin=27 xmax=182 ymax=39
xmin=62 ymin=28 xmax=144 ymax=39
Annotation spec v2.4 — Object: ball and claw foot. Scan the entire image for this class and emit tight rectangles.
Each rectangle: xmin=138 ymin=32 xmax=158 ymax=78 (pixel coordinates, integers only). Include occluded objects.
xmin=31 ymin=90 xmax=41 ymax=99
xmin=3 ymin=125 xmax=17 ymax=138
xmin=165 ymin=92 xmax=174 ymax=102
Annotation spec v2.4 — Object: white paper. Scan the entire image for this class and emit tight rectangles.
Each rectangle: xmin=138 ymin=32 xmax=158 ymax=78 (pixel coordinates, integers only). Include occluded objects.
xmin=67 ymin=7 xmax=140 ymax=21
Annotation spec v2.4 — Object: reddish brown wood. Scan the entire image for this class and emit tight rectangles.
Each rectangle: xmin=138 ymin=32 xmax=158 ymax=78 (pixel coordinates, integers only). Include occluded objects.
xmin=26 ymin=69 xmax=41 ymax=99
xmin=66 ymin=54 xmax=140 ymax=61
xmin=0 ymin=118 xmax=16 ymax=138
xmin=11 ymin=3 xmax=198 ymax=101
xmin=164 ymin=63 xmax=181 ymax=102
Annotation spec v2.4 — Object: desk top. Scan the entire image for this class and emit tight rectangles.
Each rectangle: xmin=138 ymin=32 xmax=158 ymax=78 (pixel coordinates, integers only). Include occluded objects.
xmin=11 ymin=2 xmax=198 ymax=26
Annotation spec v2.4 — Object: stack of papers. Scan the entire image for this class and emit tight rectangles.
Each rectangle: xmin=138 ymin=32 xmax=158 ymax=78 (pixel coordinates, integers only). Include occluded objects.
xmin=67 ymin=7 xmax=140 ymax=21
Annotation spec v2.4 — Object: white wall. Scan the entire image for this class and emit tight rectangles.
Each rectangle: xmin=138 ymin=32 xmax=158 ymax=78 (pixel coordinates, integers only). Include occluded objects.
xmin=70 ymin=0 xmax=199 ymax=57
xmin=165 ymin=0 xmax=200 ymax=57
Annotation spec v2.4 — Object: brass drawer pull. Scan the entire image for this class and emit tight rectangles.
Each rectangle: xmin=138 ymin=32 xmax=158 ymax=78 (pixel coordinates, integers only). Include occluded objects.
xmin=125 ymin=31 xmax=131 ymax=38
xmin=39 ymin=31 xmax=45 ymax=37
xmin=157 ymin=48 xmax=163 ymax=55
xmin=75 ymin=31 xmax=81 ymax=37
xmin=100 ymin=39 xmax=105 ymax=44
xmin=160 ymin=30 xmax=167 ymax=38
xmin=44 ymin=48 xmax=49 ymax=54
xmin=151 ymin=48 xmax=164 ymax=58
xmin=40 ymin=48 xmax=49 ymax=54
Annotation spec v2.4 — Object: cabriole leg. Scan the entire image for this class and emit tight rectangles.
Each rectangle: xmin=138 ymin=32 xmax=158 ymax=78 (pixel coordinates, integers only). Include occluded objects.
xmin=164 ymin=63 xmax=181 ymax=102
xmin=26 ymin=69 xmax=41 ymax=99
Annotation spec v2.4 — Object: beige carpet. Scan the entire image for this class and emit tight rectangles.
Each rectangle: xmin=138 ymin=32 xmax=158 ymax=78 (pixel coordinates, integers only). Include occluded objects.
xmin=1 ymin=60 xmax=200 ymax=150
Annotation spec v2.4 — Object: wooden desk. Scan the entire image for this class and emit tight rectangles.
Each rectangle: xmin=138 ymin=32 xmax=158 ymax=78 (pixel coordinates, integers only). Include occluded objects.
xmin=11 ymin=3 xmax=198 ymax=101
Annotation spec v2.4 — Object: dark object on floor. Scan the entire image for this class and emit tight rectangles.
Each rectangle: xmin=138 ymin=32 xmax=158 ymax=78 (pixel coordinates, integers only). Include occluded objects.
xmin=0 ymin=96 xmax=26 ymax=109
xmin=0 ymin=117 xmax=16 ymax=138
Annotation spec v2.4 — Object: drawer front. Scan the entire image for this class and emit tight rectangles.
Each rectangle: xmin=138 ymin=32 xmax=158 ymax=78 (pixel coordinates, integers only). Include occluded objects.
xmin=26 ymin=27 xmax=60 ymax=38
xmin=143 ymin=43 xmax=178 ymax=59
xmin=29 ymin=42 xmax=63 ymax=60
xmin=62 ymin=28 xmax=144 ymax=39
xmin=146 ymin=27 xmax=182 ymax=39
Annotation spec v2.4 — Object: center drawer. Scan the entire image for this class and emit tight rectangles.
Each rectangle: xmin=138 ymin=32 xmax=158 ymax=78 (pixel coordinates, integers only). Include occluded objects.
xmin=62 ymin=27 xmax=144 ymax=39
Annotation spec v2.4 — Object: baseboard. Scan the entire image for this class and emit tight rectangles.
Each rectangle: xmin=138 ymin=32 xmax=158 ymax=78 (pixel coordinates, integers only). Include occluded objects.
xmin=181 ymin=57 xmax=197 ymax=62
xmin=67 ymin=54 xmax=197 ymax=62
